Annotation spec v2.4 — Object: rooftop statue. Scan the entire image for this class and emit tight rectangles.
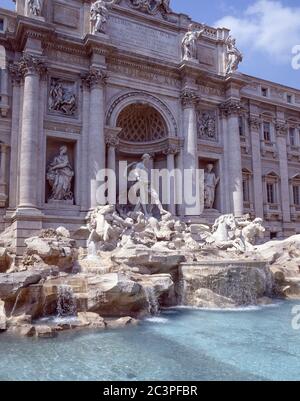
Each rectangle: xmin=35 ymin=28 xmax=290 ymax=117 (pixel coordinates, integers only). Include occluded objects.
xmin=27 ymin=0 xmax=43 ymax=16
xmin=90 ymin=0 xmax=116 ymax=34
xmin=182 ymin=23 xmax=206 ymax=61
xmin=225 ymin=35 xmax=243 ymax=74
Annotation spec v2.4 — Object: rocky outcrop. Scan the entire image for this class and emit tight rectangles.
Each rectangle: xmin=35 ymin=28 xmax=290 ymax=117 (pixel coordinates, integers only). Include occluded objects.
xmin=0 ymin=247 xmax=14 ymax=273
xmin=112 ymin=246 xmax=185 ymax=274
xmin=256 ymin=235 xmax=300 ymax=298
xmin=181 ymin=261 xmax=274 ymax=307
xmin=0 ymin=271 xmax=42 ymax=301
xmin=105 ymin=316 xmax=139 ymax=329
xmin=23 ymin=228 xmax=78 ymax=272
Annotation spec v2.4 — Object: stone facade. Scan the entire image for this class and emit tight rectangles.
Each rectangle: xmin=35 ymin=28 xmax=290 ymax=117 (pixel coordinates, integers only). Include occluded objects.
xmin=0 ymin=0 xmax=299 ymax=254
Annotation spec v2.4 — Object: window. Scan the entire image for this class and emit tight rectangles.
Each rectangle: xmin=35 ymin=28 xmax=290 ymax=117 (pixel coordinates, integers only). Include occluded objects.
xmin=287 ymin=94 xmax=293 ymax=104
xmin=238 ymin=116 xmax=244 ymax=137
xmin=293 ymin=186 xmax=300 ymax=205
xmin=263 ymin=122 xmax=271 ymax=142
xmin=243 ymin=179 xmax=250 ymax=202
xmin=0 ymin=19 xmax=4 ymax=32
xmin=267 ymin=182 xmax=276 ymax=204
xmin=261 ymin=87 xmax=268 ymax=97
xmin=289 ymin=128 xmax=296 ymax=146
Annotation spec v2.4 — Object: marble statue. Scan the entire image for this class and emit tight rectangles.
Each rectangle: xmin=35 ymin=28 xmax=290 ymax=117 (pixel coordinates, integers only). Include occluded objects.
xmin=27 ymin=0 xmax=42 ymax=16
xmin=126 ymin=154 xmax=168 ymax=218
xmin=204 ymin=163 xmax=219 ymax=209
xmin=47 ymin=146 xmax=74 ymax=202
xmin=49 ymin=79 xmax=77 ymax=116
xmin=225 ymin=36 xmax=243 ymax=74
xmin=240 ymin=217 xmax=266 ymax=246
xmin=182 ymin=24 xmax=205 ymax=61
xmin=90 ymin=0 xmax=116 ymax=34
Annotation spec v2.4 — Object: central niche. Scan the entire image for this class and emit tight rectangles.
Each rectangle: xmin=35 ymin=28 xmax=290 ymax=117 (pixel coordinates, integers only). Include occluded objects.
xmin=117 ymin=104 xmax=167 ymax=143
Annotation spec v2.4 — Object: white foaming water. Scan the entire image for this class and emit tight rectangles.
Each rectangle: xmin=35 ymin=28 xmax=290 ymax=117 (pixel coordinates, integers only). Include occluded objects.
xmin=144 ymin=287 xmax=159 ymax=315
xmin=145 ymin=317 xmax=169 ymax=324
xmin=174 ymin=302 xmax=282 ymax=313
xmin=57 ymin=285 xmax=77 ymax=318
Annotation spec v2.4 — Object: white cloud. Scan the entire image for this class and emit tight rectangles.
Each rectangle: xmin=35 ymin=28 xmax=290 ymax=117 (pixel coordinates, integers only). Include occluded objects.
xmin=215 ymin=0 xmax=300 ymax=63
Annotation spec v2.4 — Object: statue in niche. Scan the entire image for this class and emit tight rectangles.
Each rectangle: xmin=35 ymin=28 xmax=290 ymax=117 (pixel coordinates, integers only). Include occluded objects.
xmin=225 ymin=36 xmax=243 ymax=74
xmin=49 ymin=79 xmax=77 ymax=116
xmin=27 ymin=0 xmax=43 ymax=16
xmin=204 ymin=163 xmax=219 ymax=209
xmin=182 ymin=24 xmax=206 ymax=61
xmin=120 ymin=154 xmax=168 ymax=218
xmin=90 ymin=0 xmax=116 ymax=34
xmin=47 ymin=146 xmax=74 ymax=202
xmin=198 ymin=111 xmax=217 ymax=141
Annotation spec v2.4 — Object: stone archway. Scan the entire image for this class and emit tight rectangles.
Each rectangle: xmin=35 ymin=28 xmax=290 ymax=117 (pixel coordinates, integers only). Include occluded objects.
xmin=105 ymin=93 xmax=182 ymax=215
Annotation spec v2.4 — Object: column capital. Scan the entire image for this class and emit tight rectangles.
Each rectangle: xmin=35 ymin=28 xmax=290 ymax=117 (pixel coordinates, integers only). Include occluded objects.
xmin=219 ymin=99 xmax=245 ymax=117
xmin=163 ymin=144 xmax=180 ymax=156
xmin=82 ymin=67 xmax=107 ymax=89
xmin=180 ymin=89 xmax=200 ymax=108
xmin=105 ymin=131 xmax=120 ymax=148
xmin=275 ymin=122 xmax=288 ymax=137
xmin=11 ymin=54 xmax=47 ymax=79
xmin=249 ymin=116 xmax=262 ymax=132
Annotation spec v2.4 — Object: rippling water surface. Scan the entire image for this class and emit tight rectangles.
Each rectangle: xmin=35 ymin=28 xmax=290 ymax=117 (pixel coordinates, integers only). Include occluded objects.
xmin=1 ymin=301 xmax=300 ymax=381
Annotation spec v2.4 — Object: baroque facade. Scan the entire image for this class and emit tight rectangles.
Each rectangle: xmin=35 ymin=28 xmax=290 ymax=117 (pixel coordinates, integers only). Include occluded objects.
xmin=0 ymin=0 xmax=299 ymax=255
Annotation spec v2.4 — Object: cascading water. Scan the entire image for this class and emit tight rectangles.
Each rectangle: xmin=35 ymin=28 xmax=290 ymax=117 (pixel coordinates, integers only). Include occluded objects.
xmin=144 ymin=287 xmax=159 ymax=315
xmin=56 ymin=285 xmax=77 ymax=318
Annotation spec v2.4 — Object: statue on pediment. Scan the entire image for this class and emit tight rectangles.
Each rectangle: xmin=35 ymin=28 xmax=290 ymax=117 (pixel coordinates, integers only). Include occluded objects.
xmin=225 ymin=36 xmax=243 ymax=74
xmin=27 ymin=0 xmax=43 ymax=16
xmin=90 ymin=0 xmax=116 ymax=34
xmin=182 ymin=24 xmax=205 ymax=61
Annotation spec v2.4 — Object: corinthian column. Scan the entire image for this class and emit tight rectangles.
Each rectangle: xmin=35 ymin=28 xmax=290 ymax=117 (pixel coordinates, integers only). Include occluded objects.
xmin=84 ymin=68 xmax=107 ymax=208
xmin=105 ymin=128 xmax=120 ymax=205
xmin=275 ymin=122 xmax=291 ymax=223
xmin=220 ymin=100 xmax=244 ymax=217
xmin=164 ymin=144 xmax=179 ymax=216
xmin=249 ymin=116 xmax=264 ymax=218
xmin=17 ymin=54 xmax=46 ymax=211
xmin=181 ymin=89 xmax=201 ymax=216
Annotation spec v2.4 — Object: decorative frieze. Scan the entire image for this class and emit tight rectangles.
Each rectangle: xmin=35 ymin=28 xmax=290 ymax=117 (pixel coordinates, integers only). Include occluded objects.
xmin=180 ymin=89 xmax=200 ymax=108
xmin=127 ymin=0 xmax=172 ymax=19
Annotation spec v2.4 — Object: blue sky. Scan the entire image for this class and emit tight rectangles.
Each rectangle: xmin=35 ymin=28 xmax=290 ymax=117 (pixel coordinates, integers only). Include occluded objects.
xmin=2 ymin=0 xmax=300 ymax=89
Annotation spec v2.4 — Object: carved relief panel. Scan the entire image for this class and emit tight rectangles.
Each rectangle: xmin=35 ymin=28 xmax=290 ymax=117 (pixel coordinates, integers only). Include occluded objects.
xmin=48 ymin=77 xmax=78 ymax=117
xmin=197 ymin=110 xmax=218 ymax=142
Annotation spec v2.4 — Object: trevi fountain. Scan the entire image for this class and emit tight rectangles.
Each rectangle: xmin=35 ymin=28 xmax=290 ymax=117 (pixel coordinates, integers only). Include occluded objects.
xmin=0 ymin=0 xmax=300 ymax=381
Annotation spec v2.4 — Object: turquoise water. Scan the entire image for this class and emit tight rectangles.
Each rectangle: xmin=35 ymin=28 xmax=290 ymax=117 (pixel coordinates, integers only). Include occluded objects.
xmin=1 ymin=301 xmax=300 ymax=381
